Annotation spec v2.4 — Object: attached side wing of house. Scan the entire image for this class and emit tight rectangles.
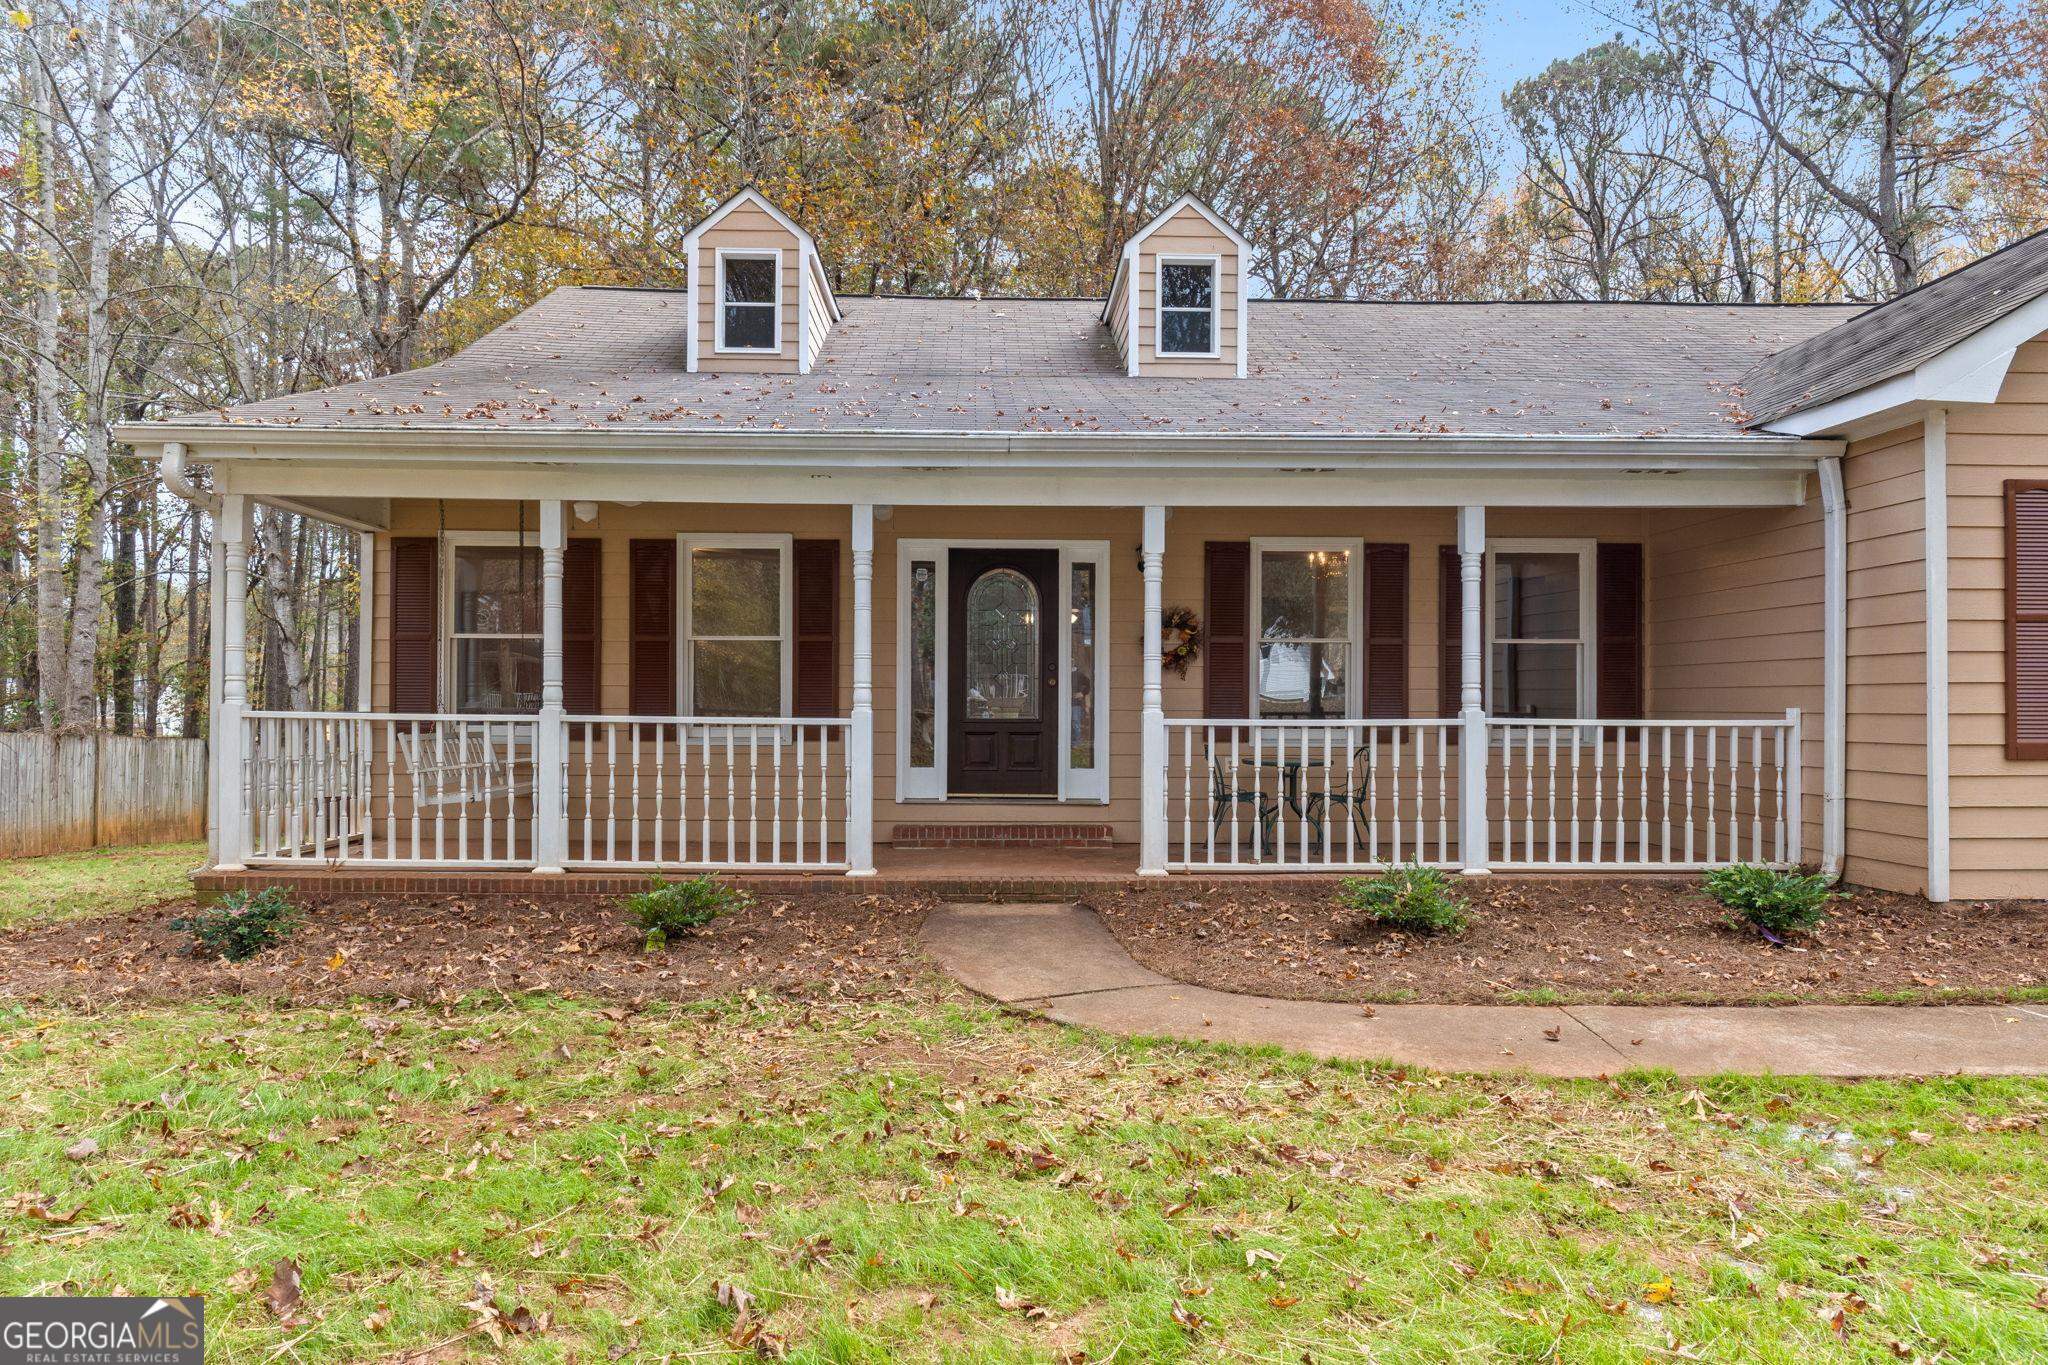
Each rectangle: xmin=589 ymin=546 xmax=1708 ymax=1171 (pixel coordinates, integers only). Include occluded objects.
xmin=124 ymin=194 xmax=2048 ymax=901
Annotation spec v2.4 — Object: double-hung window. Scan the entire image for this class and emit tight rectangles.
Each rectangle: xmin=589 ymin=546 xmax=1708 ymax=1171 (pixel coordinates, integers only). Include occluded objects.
xmin=716 ymin=250 xmax=780 ymax=352
xmin=1252 ymin=541 xmax=1359 ymax=718
xmin=681 ymin=534 xmax=791 ymax=716
xmin=1486 ymin=540 xmax=1596 ymax=719
xmin=1157 ymin=257 xmax=1218 ymax=357
xmin=447 ymin=539 xmax=542 ymax=714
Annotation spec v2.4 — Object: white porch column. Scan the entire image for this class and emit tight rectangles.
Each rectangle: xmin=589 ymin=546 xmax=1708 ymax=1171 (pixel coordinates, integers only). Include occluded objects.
xmin=1457 ymin=505 xmax=1490 ymax=874
xmin=533 ymin=500 xmax=567 ymax=873
xmin=847 ymin=503 xmax=878 ymax=876
xmin=1819 ymin=457 xmax=1846 ymax=877
xmin=356 ymin=530 xmax=375 ymax=713
xmin=215 ymin=494 xmax=252 ymax=870
xmin=1138 ymin=504 xmax=1168 ymax=875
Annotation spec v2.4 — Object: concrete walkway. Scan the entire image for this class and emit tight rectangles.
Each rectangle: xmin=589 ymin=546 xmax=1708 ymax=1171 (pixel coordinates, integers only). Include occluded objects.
xmin=922 ymin=903 xmax=2048 ymax=1078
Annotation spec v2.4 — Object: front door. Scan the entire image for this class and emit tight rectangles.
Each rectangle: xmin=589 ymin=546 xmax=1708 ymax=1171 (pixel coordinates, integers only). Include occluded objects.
xmin=948 ymin=548 xmax=1059 ymax=796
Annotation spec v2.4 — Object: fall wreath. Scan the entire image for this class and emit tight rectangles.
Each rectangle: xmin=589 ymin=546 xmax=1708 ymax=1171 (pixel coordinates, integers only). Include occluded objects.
xmin=1162 ymin=606 xmax=1201 ymax=678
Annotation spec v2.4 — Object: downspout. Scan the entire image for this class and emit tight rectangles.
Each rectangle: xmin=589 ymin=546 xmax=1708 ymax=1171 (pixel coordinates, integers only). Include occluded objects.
xmin=1923 ymin=409 xmax=1952 ymax=903
xmin=1819 ymin=456 xmax=1846 ymax=878
xmin=160 ymin=440 xmax=218 ymax=512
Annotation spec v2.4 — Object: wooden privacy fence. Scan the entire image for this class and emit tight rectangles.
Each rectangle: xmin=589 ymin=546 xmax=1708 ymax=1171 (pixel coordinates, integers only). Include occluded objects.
xmin=0 ymin=732 xmax=208 ymax=858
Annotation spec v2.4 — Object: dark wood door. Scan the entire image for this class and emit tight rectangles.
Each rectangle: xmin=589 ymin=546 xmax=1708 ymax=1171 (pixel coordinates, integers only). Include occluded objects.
xmin=948 ymin=548 xmax=1059 ymax=796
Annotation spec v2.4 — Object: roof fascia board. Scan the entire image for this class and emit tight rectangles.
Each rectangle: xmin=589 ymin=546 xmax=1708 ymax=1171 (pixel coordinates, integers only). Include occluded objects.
xmin=1763 ymin=289 xmax=2048 ymax=436
xmin=195 ymin=463 xmax=1814 ymax=511
xmin=125 ymin=425 xmax=1838 ymax=468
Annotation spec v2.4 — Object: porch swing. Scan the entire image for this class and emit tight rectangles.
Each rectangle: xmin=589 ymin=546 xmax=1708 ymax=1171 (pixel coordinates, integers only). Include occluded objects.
xmin=394 ymin=502 xmax=536 ymax=811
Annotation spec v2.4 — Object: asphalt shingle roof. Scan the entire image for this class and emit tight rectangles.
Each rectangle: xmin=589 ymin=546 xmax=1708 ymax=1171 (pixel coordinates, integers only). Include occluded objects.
xmin=165 ymin=288 xmax=1863 ymax=440
xmin=1740 ymin=228 xmax=2048 ymax=423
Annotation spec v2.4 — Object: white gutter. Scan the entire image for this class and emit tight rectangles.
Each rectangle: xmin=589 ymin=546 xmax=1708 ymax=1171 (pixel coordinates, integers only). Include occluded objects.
xmin=1819 ymin=455 xmax=1846 ymax=877
xmin=1923 ymin=408 xmax=1952 ymax=903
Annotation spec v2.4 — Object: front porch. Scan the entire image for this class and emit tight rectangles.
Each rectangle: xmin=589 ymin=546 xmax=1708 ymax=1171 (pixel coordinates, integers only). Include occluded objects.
xmin=199 ymin=489 xmax=1832 ymax=885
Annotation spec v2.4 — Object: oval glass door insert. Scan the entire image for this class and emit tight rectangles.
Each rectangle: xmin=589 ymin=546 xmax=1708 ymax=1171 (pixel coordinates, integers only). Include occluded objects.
xmin=963 ymin=567 xmax=1040 ymax=720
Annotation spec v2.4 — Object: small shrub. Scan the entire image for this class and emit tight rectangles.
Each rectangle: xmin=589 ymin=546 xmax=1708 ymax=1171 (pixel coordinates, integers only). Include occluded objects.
xmin=170 ymin=887 xmax=299 ymax=962
xmin=1338 ymin=863 xmax=1470 ymax=936
xmin=625 ymin=875 xmax=751 ymax=951
xmin=1703 ymin=864 xmax=1836 ymax=940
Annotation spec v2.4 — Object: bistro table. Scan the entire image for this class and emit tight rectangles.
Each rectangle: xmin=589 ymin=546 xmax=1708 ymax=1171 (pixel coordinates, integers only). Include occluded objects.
xmin=1238 ymin=755 xmax=1327 ymax=848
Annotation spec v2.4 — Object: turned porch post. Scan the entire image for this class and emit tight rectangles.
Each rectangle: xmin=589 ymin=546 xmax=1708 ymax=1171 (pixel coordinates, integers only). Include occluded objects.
xmin=1457 ymin=505 xmax=1490 ymax=874
xmin=847 ymin=503 xmax=878 ymax=876
xmin=214 ymin=493 xmax=252 ymax=870
xmin=1138 ymin=504 xmax=1168 ymax=875
xmin=534 ymin=499 xmax=568 ymax=873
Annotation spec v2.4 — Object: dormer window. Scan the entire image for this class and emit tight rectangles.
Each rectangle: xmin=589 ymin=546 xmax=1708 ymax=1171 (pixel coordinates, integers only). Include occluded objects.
xmin=1158 ymin=257 xmax=1218 ymax=357
xmin=717 ymin=250 xmax=780 ymax=352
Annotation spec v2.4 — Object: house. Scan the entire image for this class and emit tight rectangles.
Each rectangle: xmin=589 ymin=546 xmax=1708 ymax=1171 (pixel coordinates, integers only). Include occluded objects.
xmin=124 ymin=189 xmax=2048 ymax=901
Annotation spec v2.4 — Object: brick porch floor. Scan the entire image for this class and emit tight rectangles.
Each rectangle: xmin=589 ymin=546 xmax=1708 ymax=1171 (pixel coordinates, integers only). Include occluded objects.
xmin=192 ymin=843 xmax=1698 ymax=903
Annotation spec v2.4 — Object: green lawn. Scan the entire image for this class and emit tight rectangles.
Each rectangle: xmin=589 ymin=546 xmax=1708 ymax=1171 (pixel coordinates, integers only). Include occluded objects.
xmin=0 ymin=841 xmax=201 ymax=930
xmin=3 ymin=990 xmax=2045 ymax=1362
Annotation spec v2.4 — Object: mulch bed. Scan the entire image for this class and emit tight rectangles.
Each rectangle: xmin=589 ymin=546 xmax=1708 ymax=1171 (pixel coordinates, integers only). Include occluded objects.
xmin=0 ymin=892 xmax=940 ymax=1008
xmin=1090 ymin=879 xmax=2048 ymax=1006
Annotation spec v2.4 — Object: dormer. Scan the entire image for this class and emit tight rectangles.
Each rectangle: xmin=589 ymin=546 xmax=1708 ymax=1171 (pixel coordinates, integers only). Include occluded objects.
xmin=682 ymin=189 xmax=841 ymax=375
xmin=1102 ymin=195 xmax=1250 ymax=378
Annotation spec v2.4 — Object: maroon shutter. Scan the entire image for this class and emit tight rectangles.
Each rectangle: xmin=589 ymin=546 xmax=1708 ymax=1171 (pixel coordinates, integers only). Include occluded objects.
xmin=2010 ymin=481 xmax=2048 ymax=759
xmin=390 ymin=537 xmax=438 ymax=713
xmin=792 ymin=539 xmax=839 ymax=718
xmin=1204 ymin=541 xmax=1251 ymax=719
xmin=564 ymin=539 xmax=602 ymax=717
xmin=1596 ymin=542 xmax=1644 ymax=719
xmin=1437 ymin=547 xmax=1461 ymax=717
xmin=1363 ymin=544 xmax=1408 ymax=717
xmin=628 ymin=539 xmax=676 ymax=715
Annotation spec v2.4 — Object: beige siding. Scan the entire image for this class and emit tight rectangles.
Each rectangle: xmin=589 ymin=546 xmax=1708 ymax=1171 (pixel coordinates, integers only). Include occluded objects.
xmin=1844 ymin=424 xmax=1933 ymax=892
xmin=1107 ymin=265 xmax=1131 ymax=370
xmin=694 ymin=205 xmax=801 ymax=374
xmin=1643 ymin=490 xmax=1826 ymax=873
xmin=801 ymin=256 xmax=833 ymax=368
xmin=1135 ymin=205 xmax=1240 ymax=377
xmin=370 ymin=496 xmax=1952 ymax=876
xmin=1949 ymin=337 xmax=2048 ymax=899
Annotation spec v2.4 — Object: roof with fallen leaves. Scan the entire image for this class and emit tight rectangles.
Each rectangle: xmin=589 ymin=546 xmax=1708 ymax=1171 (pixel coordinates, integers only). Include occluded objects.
xmin=1739 ymin=228 xmax=2048 ymax=423
xmin=157 ymin=288 xmax=1866 ymax=439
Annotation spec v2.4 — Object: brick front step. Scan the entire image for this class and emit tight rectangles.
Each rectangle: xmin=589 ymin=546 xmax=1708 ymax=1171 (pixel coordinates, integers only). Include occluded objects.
xmin=889 ymin=823 xmax=1116 ymax=850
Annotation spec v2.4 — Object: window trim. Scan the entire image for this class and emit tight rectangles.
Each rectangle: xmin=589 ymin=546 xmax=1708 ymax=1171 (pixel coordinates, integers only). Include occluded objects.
xmin=713 ymin=247 xmax=783 ymax=355
xmin=440 ymin=531 xmax=543 ymax=715
xmin=1484 ymin=537 xmax=1599 ymax=720
xmin=677 ymin=532 xmax=794 ymax=718
xmin=1249 ymin=537 xmax=1364 ymax=719
xmin=1154 ymin=253 xmax=1222 ymax=359
xmin=2009 ymin=479 xmax=2048 ymax=760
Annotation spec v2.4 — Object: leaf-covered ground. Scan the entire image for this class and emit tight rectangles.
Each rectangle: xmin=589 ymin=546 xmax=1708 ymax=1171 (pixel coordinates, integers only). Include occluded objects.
xmin=4 ymin=988 xmax=2047 ymax=1362
xmin=0 ymin=841 xmax=203 ymax=931
xmin=1093 ymin=879 xmax=2048 ymax=1006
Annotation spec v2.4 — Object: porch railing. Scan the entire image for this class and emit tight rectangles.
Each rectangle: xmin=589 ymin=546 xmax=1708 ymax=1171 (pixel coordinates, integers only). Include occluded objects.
xmin=1486 ymin=714 xmax=1801 ymax=870
xmin=1159 ymin=711 xmax=1800 ymax=873
xmin=1162 ymin=719 xmax=1461 ymax=870
xmin=243 ymin=712 xmax=538 ymax=867
xmin=564 ymin=717 xmax=850 ymax=871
